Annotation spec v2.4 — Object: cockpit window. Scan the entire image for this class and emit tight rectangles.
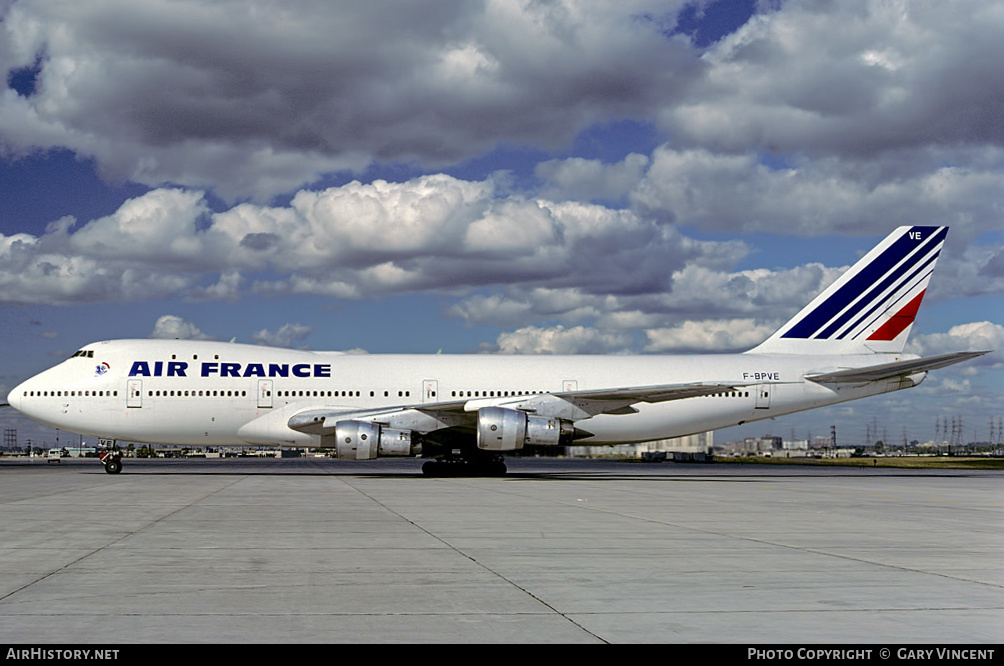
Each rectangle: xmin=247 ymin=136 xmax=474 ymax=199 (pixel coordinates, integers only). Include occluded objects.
xmin=70 ymin=350 xmax=95 ymax=359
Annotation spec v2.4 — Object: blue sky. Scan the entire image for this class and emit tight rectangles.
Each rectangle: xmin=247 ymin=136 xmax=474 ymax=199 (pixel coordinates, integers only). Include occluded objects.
xmin=2 ymin=0 xmax=1002 ymax=449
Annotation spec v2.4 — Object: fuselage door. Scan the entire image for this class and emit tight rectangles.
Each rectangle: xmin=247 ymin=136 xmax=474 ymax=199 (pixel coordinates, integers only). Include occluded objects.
xmin=755 ymin=385 xmax=771 ymax=409
xmin=258 ymin=379 xmax=273 ymax=409
xmin=423 ymin=379 xmax=439 ymax=403
xmin=127 ymin=379 xmax=143 ymax=408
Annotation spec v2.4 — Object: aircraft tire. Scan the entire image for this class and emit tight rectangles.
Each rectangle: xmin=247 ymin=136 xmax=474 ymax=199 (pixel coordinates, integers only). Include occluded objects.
xmin=104 ymin=460 xmax=122 ymax=475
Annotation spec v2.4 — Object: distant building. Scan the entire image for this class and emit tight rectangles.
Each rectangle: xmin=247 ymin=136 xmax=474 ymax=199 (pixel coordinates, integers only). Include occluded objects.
xmin=567 ymin=431 xmax=713 ymax=458
xmin=741 ymin=435 xmax=782 ymax=454
xmin=811 ymin=435 xmax=834 ymax=450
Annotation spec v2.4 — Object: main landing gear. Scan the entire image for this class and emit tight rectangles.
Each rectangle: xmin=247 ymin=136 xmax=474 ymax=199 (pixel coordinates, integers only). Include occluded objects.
xmin=99 ymin=448 xmax=122 ymax=474
xmin=421 ymin=452 xmax=508 ymax=477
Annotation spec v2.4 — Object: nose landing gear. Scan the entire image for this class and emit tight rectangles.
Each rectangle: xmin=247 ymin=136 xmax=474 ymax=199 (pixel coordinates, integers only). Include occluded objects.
xmin=99 ymin=448 xmax=122 ymax=474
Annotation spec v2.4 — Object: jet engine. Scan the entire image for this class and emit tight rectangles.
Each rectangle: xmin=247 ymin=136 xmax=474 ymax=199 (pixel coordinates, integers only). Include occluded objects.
xmin=327 ymin=420 xmax=419 ymax=460
xmin=476 ymin=407 xmax=571 ymax=451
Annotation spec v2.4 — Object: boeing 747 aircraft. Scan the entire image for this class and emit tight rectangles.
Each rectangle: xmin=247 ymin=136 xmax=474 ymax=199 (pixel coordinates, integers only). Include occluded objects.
xmin=3 ymin=226 xmax=988 ymax=475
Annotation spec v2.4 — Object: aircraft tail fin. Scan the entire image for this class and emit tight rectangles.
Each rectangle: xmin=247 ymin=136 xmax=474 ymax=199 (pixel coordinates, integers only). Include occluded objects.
xmin=749 ymin=226 xmax=948 ymax=355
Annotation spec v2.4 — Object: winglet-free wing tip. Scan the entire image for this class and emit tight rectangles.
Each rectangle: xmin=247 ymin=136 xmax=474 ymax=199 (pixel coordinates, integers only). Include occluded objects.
xmin=806 ymin=350 xmax=990 ymax=384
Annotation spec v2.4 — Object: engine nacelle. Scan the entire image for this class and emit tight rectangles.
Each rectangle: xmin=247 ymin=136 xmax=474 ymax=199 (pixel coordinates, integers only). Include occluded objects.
xmin=328 ymin=420 xmax=418 ymax=460
xmin=476 ymin=407 xmax=570 ymax=451
xmin=525 ymin=413 xmax=568 ymax=446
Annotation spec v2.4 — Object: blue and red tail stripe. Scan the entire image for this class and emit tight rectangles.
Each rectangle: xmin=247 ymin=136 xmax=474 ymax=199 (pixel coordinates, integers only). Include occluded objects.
xmin=781 ymin=226 xmax=946 ymax=340
xmin=866 ymin=289 xmax=926 ymax=341
xmin=839 ymin=254 xmax=937 ymax=341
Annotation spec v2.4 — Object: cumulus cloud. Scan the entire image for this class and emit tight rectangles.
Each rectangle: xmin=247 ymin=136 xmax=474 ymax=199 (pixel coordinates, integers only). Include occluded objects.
xmin=928 ymin=243 xmax=1004 ymax=302
xmin=0 ymin=189 xmax=209 ymax=305
xmin=0 ymin=0 xmax=699 ymax=201
xmin=494 ymin=325 xmax=633 ymax=355
xmin=149 ymin=315 xmax=213 ymax=340
xmin=661 ymin=0 xmax=1004 ymax=157
xmin=536 ymin=152 xmax=650 ymax=203
xmin=252 ymin=323 xmax=313 ymax=349
xmin=908 ymin=322 xmax=1004 ymax=367
xmin=644 ymin=319 xmax=776 ymax=353
xmin=630 ymin=147 xmax=1004 ymax=237
xmin=448 ymin=258 xmax=841 ymax=348
xmin=0 ymin=174 xmax=756 ymax=310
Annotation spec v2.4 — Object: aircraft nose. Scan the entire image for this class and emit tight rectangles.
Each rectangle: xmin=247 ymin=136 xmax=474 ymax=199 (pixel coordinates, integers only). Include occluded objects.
xmin=6 ymin=377 xmax=36 ymax=412
xmin=6 ymin=383 xmax=22 ymax=411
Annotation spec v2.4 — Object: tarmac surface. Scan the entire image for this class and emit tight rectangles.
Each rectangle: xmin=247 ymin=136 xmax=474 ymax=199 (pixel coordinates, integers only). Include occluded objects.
xmin=0 ymin=456 xmax=1001 ymax=644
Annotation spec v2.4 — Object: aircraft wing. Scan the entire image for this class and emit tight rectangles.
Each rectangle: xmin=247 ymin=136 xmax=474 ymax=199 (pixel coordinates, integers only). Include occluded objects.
xmin=287 ymin=380 xmax=758 ymax=434
xmin=520 ymin=381 xmax=758 ymax=418
xmin=287 ymin=402 xmax=469 ymax=435
xmin=805 ymin=350 xmax=989 ymax=384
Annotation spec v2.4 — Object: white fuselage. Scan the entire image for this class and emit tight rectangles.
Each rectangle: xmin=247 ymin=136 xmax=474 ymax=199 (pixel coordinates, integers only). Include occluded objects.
xmin=7 ymin=339 xmax=921 ymax=450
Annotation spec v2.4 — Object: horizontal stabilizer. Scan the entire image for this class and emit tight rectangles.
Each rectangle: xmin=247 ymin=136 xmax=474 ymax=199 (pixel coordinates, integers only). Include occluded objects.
xmin=805 ymin=351 xmax=989 ymax=384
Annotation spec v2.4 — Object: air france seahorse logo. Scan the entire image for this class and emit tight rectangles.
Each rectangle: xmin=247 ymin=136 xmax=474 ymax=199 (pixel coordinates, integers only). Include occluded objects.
xmin=95 ymin=362 xmax=110 ymax=376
